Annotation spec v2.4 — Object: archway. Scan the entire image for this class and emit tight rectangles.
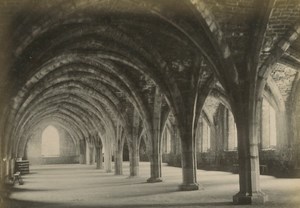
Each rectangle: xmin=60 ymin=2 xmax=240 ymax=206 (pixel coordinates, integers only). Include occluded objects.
xmin=41 ymin=125 xmax=60 ymax=157
xmin=261 ymin=98 xmax=277 ymax=150
xmin=294 ymin=83 xmax=300 ymax=168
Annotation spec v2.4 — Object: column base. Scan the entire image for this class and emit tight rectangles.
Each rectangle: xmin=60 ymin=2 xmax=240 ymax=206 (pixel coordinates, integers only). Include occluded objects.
xmin=127 ymin=175 xmax=139 ymax=179
xmin=233 ymin=191 xmax=268 ymax=205
xmin=147 ymin=177 xmax=163 ymax=183
xmin=251 ymin=191 xmax=268 ymax=205
xmin=115 ymin=172 xmax=123 ymax=176
xmin=0 ymin=196 xmax=4 ymax=208
xmin=178 ymin=183 xmax=200 ymax=191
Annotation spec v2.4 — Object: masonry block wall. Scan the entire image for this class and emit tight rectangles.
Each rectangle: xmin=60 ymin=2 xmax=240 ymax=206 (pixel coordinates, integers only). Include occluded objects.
xmin=25 ymin=127 xmax=78 ymax=165
xmin=163 ymin=142 xmax=297 ymax=177
xmin=294 ymin=83 xmax=300 ymax=169
xmin=162 ymin=100 xmax=300 ymax=177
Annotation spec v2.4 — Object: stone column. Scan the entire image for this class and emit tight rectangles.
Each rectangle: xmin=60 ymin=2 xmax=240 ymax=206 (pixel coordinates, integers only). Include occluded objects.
xmin=79 ymin=140 xmax=86 ymax=164
xmin=127 ymin=108 xmax=142 ymax=177
xmin=96 ymin=144 xmax=103 ymax=169
xmin=0 ymin=160 xmax=5 ymax=181
xmin=5 ymin=159 xmax=12 ymax=176
xmin=104 ymin=138 xmax=112 ymax=173
xmin=128 ymin=139 xmax=139 ymax=177
xmin=147 ymin=151 xmax=162 ymax=182
xmin=173 ymin=86 xmax=200 ymax=191
xmin=114 ymin=140 xmax=123 ymax=175
xmin=147 ymin=87 xmax=163 ymax=183
xmin=232 ymin=97 xmax=267 ymax=205
xmin=147 ymin=134 xmax=163 ymax=183
xmin=179 ymin=128 xmax=199 ymax=191
xmin=214 ymin=107 xmax=228 ymax=166
xmin=0 ymin=159 xmax=9 ymax=178
xmin=114 ymin=123 xmax=125 ymax=175
xmin=10 ymin=159 xmax=15 ymax=176
xmin=89 ymin=145 xmax=95 ymax=165
xmin=85 ymin=140 xmax=91 ymax=165
xmin=5 ymin=160 xmax=9 ymax=176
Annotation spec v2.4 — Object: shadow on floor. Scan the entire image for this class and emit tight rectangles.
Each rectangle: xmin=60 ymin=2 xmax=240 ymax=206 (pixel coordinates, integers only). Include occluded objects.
xmin=25 ymin=172 xmax=38 ymax=175
xmin=115 ymin=188 xmax=178 ymax=199
xmin=4 ymin=199 xmax=234 ymax=208
xmin=8 ymin=187 xmax=58 ymax=193
xmin=3 ymin=199 xmax=60 ymax=208
xmin=5 ymin=199 xmax=299 ymax=208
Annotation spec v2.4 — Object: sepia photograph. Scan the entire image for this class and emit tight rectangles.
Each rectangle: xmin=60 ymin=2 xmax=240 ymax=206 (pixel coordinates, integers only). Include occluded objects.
xmin=0 ymin=0 xmax=300 ymax=207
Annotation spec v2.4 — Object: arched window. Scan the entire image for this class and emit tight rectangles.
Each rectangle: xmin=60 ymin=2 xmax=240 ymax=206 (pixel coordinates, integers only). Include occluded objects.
xmin=41 ymin=125 xmax=60 ymax=157
xmin=261 ymin=99 xmax=277 ymax=149
xmin=227 ymin=110 xmax=238 ymax=151
xmin=201 ymin=118 xmax=211 ymax=152
xmin=162 ymin=127 xmax=171 ymax=154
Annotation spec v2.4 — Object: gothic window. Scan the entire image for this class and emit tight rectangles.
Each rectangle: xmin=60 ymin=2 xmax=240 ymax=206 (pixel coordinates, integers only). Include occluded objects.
xmin=201 ymin=118 xmax=211 ymax=152
xmin=41 ymin=125 xmax=60 ymax=157
xmin=227 ymin=110 xmax=238 ymax=151
xmin=162 ymin=127 xmax=171 ymax=154
xmin=261 ymin=99 xmax=277 ymax=149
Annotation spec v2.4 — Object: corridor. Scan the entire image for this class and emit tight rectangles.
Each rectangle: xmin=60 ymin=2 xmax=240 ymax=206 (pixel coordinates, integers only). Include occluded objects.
xmin=5 ymin=163 xmax=300 ymax=208
xmin=1 ymin=0 xmax=300 ymax=206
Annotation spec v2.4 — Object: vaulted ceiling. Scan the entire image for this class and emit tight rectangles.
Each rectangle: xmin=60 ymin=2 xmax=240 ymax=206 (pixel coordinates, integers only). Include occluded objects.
xmin=0 ymin=0 xmax=299 ymax=158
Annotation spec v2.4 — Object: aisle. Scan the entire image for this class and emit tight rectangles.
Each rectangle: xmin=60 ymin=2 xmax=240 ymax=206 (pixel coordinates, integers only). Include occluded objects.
xmin=4 ymin=162 xmax=300 ymax=208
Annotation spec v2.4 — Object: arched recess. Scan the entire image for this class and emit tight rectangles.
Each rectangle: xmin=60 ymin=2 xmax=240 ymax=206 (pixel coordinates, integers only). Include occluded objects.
xmin=193 ymin=84 xmax=239 ymax=170
xmin=41 ymin=125 xmax=60 ymax=157
xmin=23 ymin=117 xmax=83 ymax=147
xmin=161 ymin=126 xmax=172 ymax=154
xmin=139 ymin=135 xmax=148 ymax=162
xmin=213 ymin=104 xmax=238 ymax=152
xmin=196 ymin=113 xmax=212 ymax=153
xmin=37 ymin=121 xmax=79 ymax=155
xmin=25 ymin=122 xmax=78 ymax=165
xmin=163 ymin=116 xmax=181 ymax=156
xmin=263 ymin=77 xmax=287 ymax=149
xmin=14 ymin=101 xmax=106 ymax=157
xmin=1 ymin=0 xmax=242 ymax=189
xmin=260 ymin=98 xmax=278 ymax=150
xmin=7 ymin=70 xmax=133 ymax=158
xmin=8 ymin=0 xmax=231 ymax=134
xmin=3 ymin=52 xmax=155 ymax=161
xmin=293 ymin=81 xmax=300 ymax=168
xmin=18 ymin=112 xmax=90 ymax=158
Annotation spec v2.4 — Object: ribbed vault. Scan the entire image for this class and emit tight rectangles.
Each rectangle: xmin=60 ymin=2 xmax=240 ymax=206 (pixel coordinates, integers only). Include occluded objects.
xmin=1 ymin=0 xmax=222 ymax=161
xmin=1 ymin=0 xmax=300 ymax=205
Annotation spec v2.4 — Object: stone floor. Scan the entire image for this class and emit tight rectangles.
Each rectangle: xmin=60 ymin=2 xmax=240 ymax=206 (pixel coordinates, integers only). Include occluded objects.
xmin=3 ymin=162 xmax=300 ymax=208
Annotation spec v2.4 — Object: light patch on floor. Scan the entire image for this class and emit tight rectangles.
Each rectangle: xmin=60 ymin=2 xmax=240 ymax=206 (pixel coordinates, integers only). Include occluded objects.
xmin=4 ymin=162 xmax=300 ymax=208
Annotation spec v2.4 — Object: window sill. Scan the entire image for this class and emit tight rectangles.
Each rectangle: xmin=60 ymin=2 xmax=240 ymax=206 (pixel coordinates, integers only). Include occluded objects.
xmin=41 ymin=155 xmax=60 ymax=158
xmin=261 ymin=148 xmax=276 ymax=151
xmin=224 ymin=150 xmax=238 ymax=152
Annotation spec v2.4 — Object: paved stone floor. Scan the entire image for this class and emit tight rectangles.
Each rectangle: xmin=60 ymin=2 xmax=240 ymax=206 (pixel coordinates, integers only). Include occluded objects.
xmin=3 ymin=162 xmax=300 ymax=208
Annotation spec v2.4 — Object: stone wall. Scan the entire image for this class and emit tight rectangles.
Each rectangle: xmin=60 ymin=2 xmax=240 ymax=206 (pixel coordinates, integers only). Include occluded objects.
xmin=163 ymin=147 xmax=298 ymax=177
xmin=25 ymin=127 xmax=78 ymax=165
xmin=194 ymin=149 xmax=296 ymax=176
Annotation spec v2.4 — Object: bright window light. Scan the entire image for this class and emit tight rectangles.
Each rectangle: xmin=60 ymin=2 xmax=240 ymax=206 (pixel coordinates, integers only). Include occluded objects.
xmin=41 ymin=125 xmax=60 ymax=157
